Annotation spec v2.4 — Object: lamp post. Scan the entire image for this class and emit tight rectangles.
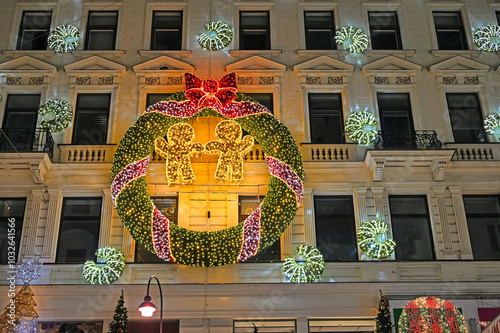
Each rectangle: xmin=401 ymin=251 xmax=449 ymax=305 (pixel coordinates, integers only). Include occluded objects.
xmin=138 ymin=275 xmax=164 ymax=333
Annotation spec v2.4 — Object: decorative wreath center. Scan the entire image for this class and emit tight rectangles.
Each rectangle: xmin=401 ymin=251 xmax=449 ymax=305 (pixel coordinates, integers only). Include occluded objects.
xmin=111 ymin=73 xmax=304 ymax=267
xmin=335 ymin=26 xmax=369 ymax=54
xmin=357 ymin=220 xmax=396 ymax=259
xmin=473 ymin=25 xmax=500 ymax=52
xmin=198 ymin=22 xmax=233 ymax=51
xmin=38 ymin=99 xmax=73 ymax=133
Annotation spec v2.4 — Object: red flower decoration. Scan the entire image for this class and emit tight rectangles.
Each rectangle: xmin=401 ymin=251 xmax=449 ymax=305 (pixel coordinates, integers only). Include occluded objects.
xmin=185 ymin=73 xmax=237 ymax=110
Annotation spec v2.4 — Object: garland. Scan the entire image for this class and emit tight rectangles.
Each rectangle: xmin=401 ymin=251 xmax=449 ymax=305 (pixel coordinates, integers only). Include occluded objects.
xmin=357 ymin=220 xmax=396 ymax=259
xmin=484 ymin=113 xmax=500 ymax=136
xmin=198 ymin=22 xmax=233 ymax=50
xmin=111 ymin=73 xmax=304 ymax=267
xmin=82 ymin=247 xmax=126 ymax=285
xmin=282 ymin=245 xmax=324 ymax=283
xmin=473 ymin=25 xmax=500 ymax=52
xmin=345 ymin=111 xmax=378 ymax=144
xmin=38 ymin=99 xmax=73 ymax=133
xmin=335 ymin=26 xmax=369 ymax=54
xmin=48 ymin=25 xmax=80 ymax=53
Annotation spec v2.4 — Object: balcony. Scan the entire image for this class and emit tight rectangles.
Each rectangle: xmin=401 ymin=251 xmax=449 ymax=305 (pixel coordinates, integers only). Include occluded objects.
xmin=374 ymin=130 xmax=443 ymax=150
xmin=444 ymin=143 xmax=500 ymax=161
xmin=0 ymin=127 xmax=54 ymax=158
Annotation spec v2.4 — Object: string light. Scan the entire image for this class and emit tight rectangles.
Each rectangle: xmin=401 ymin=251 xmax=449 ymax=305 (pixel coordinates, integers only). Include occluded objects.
xmin=38 ymin=99 xmax=73 ymax=133
xmin=345 ymin=110 xmax=378 ymax=145
xmin=357 ymin=220 xmax=396 ymax=259
xmin=335 ymin=26 xmax=369 ymax=54
xmin=111 ymin=73 xmax=304 ymax=267
xmin=484 ymin=113 xmax=500 ymax=135
xmin=47 ymin=25 xmax=80 ymax=53
xmin=473 ymin=25 xmax=500 ymax=52
xmin=282 ymin=245 xmax=324 ymax=283
xmin=16 ymin=259 xmax=42 ymax=284
xmin=198 ymin=21 xmax=233 ymax=51
xmin=82 ymin=247 xmax=126 ymax=285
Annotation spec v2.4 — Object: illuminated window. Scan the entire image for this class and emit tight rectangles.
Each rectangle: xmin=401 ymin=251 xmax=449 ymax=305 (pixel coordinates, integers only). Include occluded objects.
xmin=463 ymin=195 xmax=500 ymax=260
xmin=304 ymin=11 xmax=336 ymax=50
xmin=72 ymin=94 xmax=111 ymax=145
xmin=17 ymin=11 xmax=52 ymax=50
xmin=85 ymin=11 xmax=118 ymax=50
xmin=151 ymin=11 xmax=183 ymax=50
xmin=314 ymin=196 xmax=358 ymax=261
xmin=432 ymin=11 xmax=468 ymax=50
xmin=0 ymin=198 xmax=26 ymax=264
xmin=368 ymin=12 xmax=402 ymax=50
xmin=446 ymin=93 xmax=486 ymax=143
xmin=239 ymin=11 xmax=270 ymax=50
xmin=308 ymin=93 xmax=345 ymax=144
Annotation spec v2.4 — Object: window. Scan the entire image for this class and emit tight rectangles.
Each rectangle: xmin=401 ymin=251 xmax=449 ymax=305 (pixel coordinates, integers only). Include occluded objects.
xmin=304 ymin=11 xmax=336 ymax=50
xmin=239 ymin=196 xmax=280 ymax=262
xmin=135 ymin=197 xmax=178 ymax=263
xmin=463 ymin=196 xmax=500 ymax=260
xmin=239 ymin=11 xmax=270 ymax=50
xmin=308 ymin=93 xmax=345 ymax=144
xmin=146 ymin=93 xmax=174 ymax=107
xmin=151 ymin=11 xmax=182 ymax=50
xmin=56 ymin=198 xmax=102 ymax=262
xmin=446 ymin=93 xmax=486 ymax=143
xmin=314 ymin=196 xmax=357 ymax=261
xmin=377 ymin=93 xmax=415 ymax=148
xmin=72 ymin=94 xmax=111 ymax=145
xmin=432 ymin=11 xmax=468 ymax=50
xmin=17 ymin=11 xmax=52 ymax=50
xmin=244 ymin=93 xmax=274 ymax=114
xmin=497 ymin=11 xmax=500 ymax=25
xmin=84 ymin=11 xmax=118 ymax=50
xmin=0 ymin=199 xmax=26 ymax=264
xmin=368 ymin=12 xmax=402 ymax=50
xmin=389 ymin=196 xmax=435 ymax=261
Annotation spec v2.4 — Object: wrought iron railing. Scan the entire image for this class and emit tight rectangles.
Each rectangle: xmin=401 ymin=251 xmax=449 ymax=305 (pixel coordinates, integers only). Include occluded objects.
xmin=374 ymin=130 xmax=442 ymax=150
xmin=0 ymin=128 xmax=54 ymax=158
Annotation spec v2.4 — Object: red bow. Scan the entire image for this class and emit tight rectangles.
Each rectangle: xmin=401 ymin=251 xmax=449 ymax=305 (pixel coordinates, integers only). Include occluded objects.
xmin=185 ymin=73 xmax=237 ymax=110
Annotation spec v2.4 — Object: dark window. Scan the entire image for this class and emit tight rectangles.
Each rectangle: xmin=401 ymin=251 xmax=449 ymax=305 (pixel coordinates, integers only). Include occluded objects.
xmin=146 ymin=93 xmax=174 ymax=107
xmin=446 ymin=93 xmax=486 ymax=143
xmin=56 ymin=198 xmax=102 ymax=263
xmin=368 ymin=11 xmax=402 ymax=50
xmin=244 ymin=93 xmax=274 ymax=114
xmin=72 ymin=94 xmax=111 ymax=145
xmin=84 ymin=11 xmax=118 ymax=50
xmin=304 ymin=11 xmax=336 ymax=50
xmin=433 ymin=11 xmax=468 ymax=50
xmin=239 ymin=196 xmax=280 ymax=262
xmin=314 ymin=196 xmax=358 ymax=261
xmin=497 ymin=11 xmax=500 ymax=25
xmin=0 ymin=199 xmax=26 ymax=264
xmin=463 ymin=196 xmax=500 ymax=260
xmin=135 ymin=197 xmax=178 ymax=263
xmin=239 ymin=11 xmax=270 ymax=50
xmin=389 ymin=196 xmax=435 ymax=261
xmin=308 ymin=93 xmax=345 ymax=144
xmin=151 ymin=11 xmax=182 ymax=50
xmin=377 ymin=93 xmax=414 ymax=133
xmin=129 ymin=320 xmax=179 ymax=333
xmin=17 ymin=11 xmax=52 ymax=50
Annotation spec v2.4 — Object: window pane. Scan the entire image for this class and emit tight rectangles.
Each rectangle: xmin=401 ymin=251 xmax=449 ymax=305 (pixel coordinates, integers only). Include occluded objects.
xmin=446 ymin=93 xmax=485 ymax=143
xmin=309 ymin=93 xmax=345 ymax=144
xmin=0 ymin=198 xmax=26 ymax=264
xmin=377 ymin=93 xmax=414 ymax=134
xmin=241 ymin=12 xmax=269 ymax=26
xmin=369 ymin=12 xmax=402 ymax=50
xmin=88 ymin=12 xmax=117 ymax=26
xmin=57 ymin=198 xmax=101 ymax=263
xmin=151 ymin=11 xmax=182 ymax=50
xmin=389 ymin=196 xmax=435 ymax=261
xmin=305 ymin=11 xmax=336 ymax=50
xmin=314 ymin=196 xmax=358 ymax=261
xmin=87 ymin=30 xmax=115 ymax=50
xmin=433 ymin=12 xmax=467 ymax=50
xmin=2 ymin=95 xmax=40 ymax=129
xmin=240 ymin=11 xmax=270 ymax=50
xmin=85 ymin=11 xmax=118 ymax=50
xmin=497 ymin=11 xmax=500 ymax=25
xmin=464 ymin=196 xmax=500 ymax=260
xmin=18 ymin=11 xmax=52 ymax=50
xmin=73 ymin=94 xmax=111 ymax=145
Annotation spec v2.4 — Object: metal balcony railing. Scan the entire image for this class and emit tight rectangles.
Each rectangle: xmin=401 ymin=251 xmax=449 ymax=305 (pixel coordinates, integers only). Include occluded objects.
xmin=0 ymin=127 xmax=54 ymax=158
xmin=374 ymin=130 xmax=442 ymax=150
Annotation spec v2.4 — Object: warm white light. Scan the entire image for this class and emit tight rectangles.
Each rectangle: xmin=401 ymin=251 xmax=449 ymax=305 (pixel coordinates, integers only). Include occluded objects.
xmin=139 ymin=306 xmax=156 ymax=317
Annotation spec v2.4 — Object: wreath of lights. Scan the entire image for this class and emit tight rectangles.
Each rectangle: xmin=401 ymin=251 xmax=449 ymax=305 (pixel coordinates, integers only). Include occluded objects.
xmin=335 ymin=26 xmax=369 ymax=54
xmin=398 ymin=297 xmax=468 ymax=333
xmin=47 ymin=25 xmax=80 ymax=53
xmin=484 ymin=113 xmax=500 ymax=136
xmin=473 ymin=25 xmax=500 ymax=52
xmin=282 ymin=245 xmax=324 ymax=283
xmin=82 ymin=247 xmax=126 ymax=285
xmin=357 ymin=220 xmax=396 ymax=259
xmin=38 ymin=99 xmax=73 ymax=133
xmin=198 ymin=21 xmax=233 ymax=51
xmin=345 ymin=111 xmax=378 ymax=144
xmin=111 ymin=72 xmax=304 ymax=267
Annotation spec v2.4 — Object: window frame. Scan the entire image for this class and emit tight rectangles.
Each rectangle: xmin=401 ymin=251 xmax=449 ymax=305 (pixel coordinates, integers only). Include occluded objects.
xmin=0 ymin=198 xmax=27 ymax=264
xmin=16 ymin=10 xmax=52 ymax=50
xmin=307 ymin=92 xmax=346 ymax=144
xmin=368 ymin=11 xmax=403 ymax=50
xmin=1 ymin=94 xmax=41 ymax=130
xmin=150 ymin=10 xmax=183 ymax=51
xmin=445 ymin=92 xmax=486 ymax=144
xmin=497 ymin=11 xmax=500 ymax=25
xmin=376 ymin=92 xmax=415 ymax=135
xmin=430 ymin=9 xmax=470 ymax=50
xmin=142 ymin=3 xmax=187 ymax=51
xmin=303 ymin=10 xmax=336 ymax=50
xmin=239 ymin=10 xmax=271 ymax=50
xmin=71 ymin=93 xmax=112 ymax=145
xmin=84 ymin=10 xmax=119 ymax=51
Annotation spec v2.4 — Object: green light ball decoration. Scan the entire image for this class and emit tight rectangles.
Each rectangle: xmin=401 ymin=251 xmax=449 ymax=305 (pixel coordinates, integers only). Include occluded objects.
xmin=48 ymin=25 xmax=80 ymax=53
xmin=335 ymin=26 xmax=369 ymax=54
xmin=282 ymin=245 xmax=324 ymax=283
xmin=484 ymin=113 xmax=500 ymax=136
xmin=38 ymin=99 xmax=73 ymax=133
xmin=473 ymin=25 xmax=500 ymax=52
xmin=198 ymin=21 xmax=233 ymax=50
xmin=111 ymin=73 xmax=304 ymax=267
xmin=82 ymin=247 xmax=126 ymax=285
xmin=345 ymin=110 xmax=378 ymax=144
xmin=357 ymin=220 xmax=396 ymax=259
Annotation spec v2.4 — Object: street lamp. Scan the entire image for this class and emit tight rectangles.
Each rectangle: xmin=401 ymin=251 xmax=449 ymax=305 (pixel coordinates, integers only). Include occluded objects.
xmin=138 ymin=275 xmax=163 ymax=333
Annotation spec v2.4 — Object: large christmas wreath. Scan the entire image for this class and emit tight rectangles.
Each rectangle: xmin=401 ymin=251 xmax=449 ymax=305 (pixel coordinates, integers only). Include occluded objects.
xmin=48 ymin=25 xmax=80 ymax=53
xmin=335 ymin=26 xmax=369 ymax=54
xmin=198 ymin=21 xmax=233 ymax=50
xmin=82 ymin=247 xmax=126 ymax=285
xmin=38 ymin=99 xmax=73 ymax=133
xmin=473 ymin=25 xmax=500 ymax=52
xmin=111 ymin=73 xmax=304 ymax=267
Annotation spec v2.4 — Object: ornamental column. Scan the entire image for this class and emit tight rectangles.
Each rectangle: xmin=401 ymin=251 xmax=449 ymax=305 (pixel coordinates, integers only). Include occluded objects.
xmin=302 ymin=188 xmax=315 ymax=247
xmin=98 ymin=189 xmax=113 ymax=248
xmin=449 ymin=186 xmax=473 ymax=259
xmin=40 ymin=189 xmax=63 ymax=262
xmin=431 ymin=187 xmax=455 ymax=259
xmin=371 ymin=187 xmax=389 ymax=222
xmin=353 ymin=187 xmax=368 ymax=225
xmin=22 ymin=189 xmax=44 ymax=260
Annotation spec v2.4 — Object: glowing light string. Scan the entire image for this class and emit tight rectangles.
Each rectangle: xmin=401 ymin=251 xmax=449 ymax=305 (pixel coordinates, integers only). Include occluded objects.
xmin=82 ymin=247 xmax=126 ymax=285
xmin=238 ymin=205 xmax=262 ymax=261
xmin=198 ymin=21 xmax=233 ymax=50
xmin=345 ymin=110 xmax=378 ymax=145
xmin=335 ymin=26 xmax=369 ymax=54
xmin=48 ymin=25 xmax=80 ymax=53
xmin=473 ymin=25 xmax=500 ymax=52
xmin=484 ymin=113 xmax=500 ymax=136
xmin=38 ymin=99 xmax=73 ymax=133
xmin=357 ymin=220 xmax=396 ymax=259
xmin=282 ymin=245 xmax=325 ymax=283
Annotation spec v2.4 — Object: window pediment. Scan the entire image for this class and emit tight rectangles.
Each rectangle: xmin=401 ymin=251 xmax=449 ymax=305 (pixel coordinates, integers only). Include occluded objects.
xmin=133 ymin=55 xmax=194 ymax=87
xmin=226 ymin=55 xmax=286 ymax=86
xmin=0 ymin=55 xmax=56 ymax=86
xmin=293 ymin=55 xmax=354 ymax=85
xmin=64 ymin=56 xmax=126 ymax=87
xmin=361 ymin=55 xmax=422 ymax=85
xmin=429 ymin=56 xmax=490 ymax=85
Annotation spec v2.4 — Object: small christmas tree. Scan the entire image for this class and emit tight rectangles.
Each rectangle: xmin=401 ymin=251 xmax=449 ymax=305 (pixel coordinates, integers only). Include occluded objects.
xmin=108 ymin=290 xmax=128 ymax=333
xmin=0 ymin=284 xmax=39 ymax=333
xmin=375 ymin=290 xmax=392 ymax=333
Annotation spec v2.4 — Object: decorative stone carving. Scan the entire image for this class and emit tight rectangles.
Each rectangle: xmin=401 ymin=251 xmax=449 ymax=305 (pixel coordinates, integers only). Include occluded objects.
xmin=238 ymin=77 xmax=253 ymax=85
xmin=28 ymin=77 xmax=44 ymax=85
xmin=146 ymin=77 xmax=161 ymax=85
xmin=30 ymin=164 xmax=45 ymax=184
xmin=97 ymin=76 xmax=114 ymax=85
xmin=6 ymin=77 xmax=21 ymax=85
xmin=443 ymin=76 xmax=458 ymax=85
xmin=166 ymin=76 xmax=182 ymax=85
xmin=396 ymin=76 xmax=411 ymax=85
xmin=259 ymin=76 xmax=274 ymax=85
xmin=76 ymin=77 xmax=91 ymax=85
xmin=374 ymin=76 xmax=390 ymax=85
xmin=373 ymin=161 xmax=384 ymax=182
xmin=328 ymin=76 xmax=343 ymax=85
xmin=431 ymin=160 xmax=447 ymax=181
xmin=306 ymin=77 xmax=321 ymax=85
xmin=464 ymin=76 xmax=479 ymax=85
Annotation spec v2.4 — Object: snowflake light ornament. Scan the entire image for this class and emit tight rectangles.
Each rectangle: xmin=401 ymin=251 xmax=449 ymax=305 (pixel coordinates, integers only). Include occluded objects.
xmin=16 ymin=259 xmax=42 ymax=284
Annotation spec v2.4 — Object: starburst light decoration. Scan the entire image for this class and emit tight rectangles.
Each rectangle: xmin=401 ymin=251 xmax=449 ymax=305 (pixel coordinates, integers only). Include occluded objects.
xmin=345 ymin=110 xmax=378 ymax=144
xmin=335 ymin=26 xmax=369 ymax=54
xmin=16 ymin=259 xmax=42 ymax=284
xmin=357 ymin=220 xmax=396 ymax=259
xmin=473 ymin=25 xmax=500 ymax=52
xmin=48 ymin=25 xmax=80 ymax=53
xmin=282 ymin=245 xmax=324 ymax=283
xmin=484 ymin=113 xmax=500 ymax=136
xmin=198 ymin=21 xmax=233 ymax=50
xmin=38 ymin=99 xmax=73 ymax=133
xmin=82 ymin=247 xmax=126 ymax=285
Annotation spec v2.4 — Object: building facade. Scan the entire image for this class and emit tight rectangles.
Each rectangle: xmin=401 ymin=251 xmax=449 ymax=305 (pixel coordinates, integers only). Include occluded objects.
xmin=1 ymin=0 xmax=500 ymax=331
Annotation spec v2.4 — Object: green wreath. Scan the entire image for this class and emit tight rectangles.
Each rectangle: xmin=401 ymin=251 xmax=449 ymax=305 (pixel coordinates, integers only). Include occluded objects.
xmin=111 ymin=73 xmax=304 ymax=267
xmin=82 ymin=247 xmax=126 ymax=285
xmin=345 ymin=111 xmax=378 ymax=144
xmin=282 ymin=245 xmax=324 ymax=283
xmin=357 ymin=220 xmax=396 ymax=259
xmin=38 ymin=99 xmax=73 ymax=133
xmin=484 ymin=113 xmax=500 ymax=136
xmin=335 ymin=26 xmax=369 ymax=54
xmin=473 ymin=25 xmax=500 ymax=52
xmin=198 ymin=21 xmax=233 ymax=50
xmin=48 ymin=25 xmax=80 ymax=53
